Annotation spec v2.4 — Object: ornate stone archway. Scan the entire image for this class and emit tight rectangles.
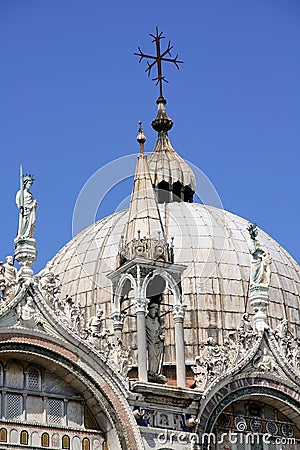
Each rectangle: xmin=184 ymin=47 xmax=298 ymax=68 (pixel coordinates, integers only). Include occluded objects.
xmin=197 ymin=376 xmax=300 ymax=450
xmin=0 ymin=333 xmax=144 ymax=450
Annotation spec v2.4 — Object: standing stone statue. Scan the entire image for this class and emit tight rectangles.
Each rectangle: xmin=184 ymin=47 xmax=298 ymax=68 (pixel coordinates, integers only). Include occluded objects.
xmin=238 ymin=313 xmax=255 ymax=350
xmin=145 ymin=302 xmax=166 ymax=383
xmin=0 ymin=262 xmax=5 ymax=299
xmin=247 ymin=224 xmax=271 ymax=287
xmin=3 ymin=256 xmax=18 ymax=285
xmin=1 ymin=255 xmax=18 ymax=301
xmin=16 ymin=173 xmax=38 ymax=240
xmin=87 ymin=309 xmax=104 ymax=338
xmin=36 ymin=261 xmax=60 ymax=304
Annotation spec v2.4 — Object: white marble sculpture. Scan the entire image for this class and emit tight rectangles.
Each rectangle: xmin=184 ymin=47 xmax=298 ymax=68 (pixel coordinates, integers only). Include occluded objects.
xmin=0 ymin=256 xmax=18 ymax=301
xmin=16 ymin=174 xmax=38 ymax=239
xmin=247 ymin=224 xmax=271 ymax=288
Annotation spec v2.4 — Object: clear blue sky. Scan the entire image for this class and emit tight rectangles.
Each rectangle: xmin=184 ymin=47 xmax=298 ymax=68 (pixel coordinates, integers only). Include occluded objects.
xmin=0 ymin=0 xmax=299 ymax=271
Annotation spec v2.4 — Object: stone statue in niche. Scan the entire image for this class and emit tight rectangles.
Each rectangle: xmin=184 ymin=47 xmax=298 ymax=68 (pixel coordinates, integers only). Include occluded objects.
xmin=15 ymin=174 xmax=38 ymax=240
xmin=247 ymin=224 xmax=271 ymax=287
xmin=36 ymin=261 xmax=60 ymax=304
xmin=16 ymin=295 xmax=44 ymax=329
xmin=145 ymin=302 xmax=167 ymax=383
xmin=0 ymin=256 xmax=18 ymax=302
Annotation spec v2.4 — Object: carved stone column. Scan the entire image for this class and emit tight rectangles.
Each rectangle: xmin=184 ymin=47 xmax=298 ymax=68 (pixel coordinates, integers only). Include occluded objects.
xmin=173 ymin=303 xmax=186 ymax=388
xmin=135 ymin=297 xmax=148 ymax=382
xmin=14 ymin=237 xmax=37 ymax=279
xmin=249 ymin=285 xmax=269 ymax=334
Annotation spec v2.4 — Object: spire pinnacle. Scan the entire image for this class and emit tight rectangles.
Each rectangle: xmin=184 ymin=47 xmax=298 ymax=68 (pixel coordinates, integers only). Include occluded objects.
xmin=136 ymin=121 xmax=146 ymax=153
xmin=117 ymin=128 xmax=172 ymax=266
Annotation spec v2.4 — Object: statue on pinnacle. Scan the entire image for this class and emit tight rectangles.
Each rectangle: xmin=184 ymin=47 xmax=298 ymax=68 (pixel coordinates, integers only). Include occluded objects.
xmin=15 ymin=169 xmax=38 ymax=240
xmin=14 ymin=166 xmax=38 ymax=280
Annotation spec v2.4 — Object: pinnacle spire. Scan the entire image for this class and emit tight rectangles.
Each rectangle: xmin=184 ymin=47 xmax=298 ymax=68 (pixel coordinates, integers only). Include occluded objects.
xmin=136 ymin=121 xmax=146 ymax=153
xmin=118 ymin=123 xmax=172 ymax=266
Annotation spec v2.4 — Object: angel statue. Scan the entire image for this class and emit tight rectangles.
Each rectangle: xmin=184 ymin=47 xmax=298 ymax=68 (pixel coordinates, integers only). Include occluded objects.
xmin=15 ymin=169 xmax=38 ymax=240
xmin=247 ymin=224 xmax=271 ymax=288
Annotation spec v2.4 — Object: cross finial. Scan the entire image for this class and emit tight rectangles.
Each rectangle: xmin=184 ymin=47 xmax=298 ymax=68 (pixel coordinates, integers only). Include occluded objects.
xmin=134 ymin=27 xmax=183 ymax=99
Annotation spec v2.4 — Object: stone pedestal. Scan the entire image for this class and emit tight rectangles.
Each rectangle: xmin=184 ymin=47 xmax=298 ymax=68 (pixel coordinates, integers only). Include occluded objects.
xmin=14 ymin=237 xmax=37 ymax=279
xmin=249 ymin=285 xmax=269 ymax=334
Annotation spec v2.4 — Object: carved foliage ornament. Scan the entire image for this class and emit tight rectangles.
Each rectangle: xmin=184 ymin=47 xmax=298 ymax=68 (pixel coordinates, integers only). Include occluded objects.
xmin=192 ymin=315 xmax=258 ymax=390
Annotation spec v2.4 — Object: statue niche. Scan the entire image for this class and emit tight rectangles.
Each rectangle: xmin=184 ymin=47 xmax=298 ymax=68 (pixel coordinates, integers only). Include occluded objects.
xmin=145 ymin=301 xmax=167 ymax=383
xmin=145 ymin=274 xmax=168 ymax=383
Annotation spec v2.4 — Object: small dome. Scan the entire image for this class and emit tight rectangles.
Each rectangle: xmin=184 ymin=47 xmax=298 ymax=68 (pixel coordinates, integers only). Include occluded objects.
xmin=147 ymin=132 xmax=196 ymax=191
xmin=51 ymin=203 xmax=300 ymax=365
xmin=148 ymin=97 xmax=196 ymax=202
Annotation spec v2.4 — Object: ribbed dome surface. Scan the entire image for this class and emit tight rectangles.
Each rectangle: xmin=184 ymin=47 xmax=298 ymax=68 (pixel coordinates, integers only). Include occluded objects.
xmin=51 ymin=203 xmax=300 ymax=363
xmin=147 ymin=133 xmax=196 ymax=191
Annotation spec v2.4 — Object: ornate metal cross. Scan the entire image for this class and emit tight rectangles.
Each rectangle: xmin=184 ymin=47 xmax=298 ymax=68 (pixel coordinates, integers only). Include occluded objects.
xmin=134 ymin=27 xmax=183 ymax=98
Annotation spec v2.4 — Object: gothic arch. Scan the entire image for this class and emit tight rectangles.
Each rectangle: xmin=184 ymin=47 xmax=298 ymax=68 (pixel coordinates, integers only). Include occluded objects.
xmin=113 ymin=273 xmax=137 ymax=313
xmin=197 ymin=376 xmax=300 ymax=435
xmin=0 ymin=335 xmax=143 ymax=450
xmin=141 ymin=269 xmax=182 ymax=305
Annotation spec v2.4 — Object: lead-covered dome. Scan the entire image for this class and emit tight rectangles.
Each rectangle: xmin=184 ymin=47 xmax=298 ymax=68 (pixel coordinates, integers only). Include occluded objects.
xmin=148 ymin=97 xmax=196 ymax=203
xmin=51 ymin=202 xmax=300 ymax=364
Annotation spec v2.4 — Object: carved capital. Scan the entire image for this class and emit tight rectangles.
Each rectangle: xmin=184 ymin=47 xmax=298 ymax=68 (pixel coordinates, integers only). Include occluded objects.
xmin=111 ymin=311 xmax=124 ymax=330
xmin=172 ymin=303 xmax=186 ymax=322
xmin=135 ymin=297 xmax=148 ymax=313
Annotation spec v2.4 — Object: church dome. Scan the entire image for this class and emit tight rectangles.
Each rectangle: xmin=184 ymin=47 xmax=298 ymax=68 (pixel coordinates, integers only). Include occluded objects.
xmin=51 ymin=202 xmax=300 ymax=365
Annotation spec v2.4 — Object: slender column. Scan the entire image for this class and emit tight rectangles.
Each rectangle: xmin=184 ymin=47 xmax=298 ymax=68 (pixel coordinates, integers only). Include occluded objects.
xmin=135 ymin=297 xmax=148 ymax=382
xmin=173 ymin=303 xmax=186 ymax=388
